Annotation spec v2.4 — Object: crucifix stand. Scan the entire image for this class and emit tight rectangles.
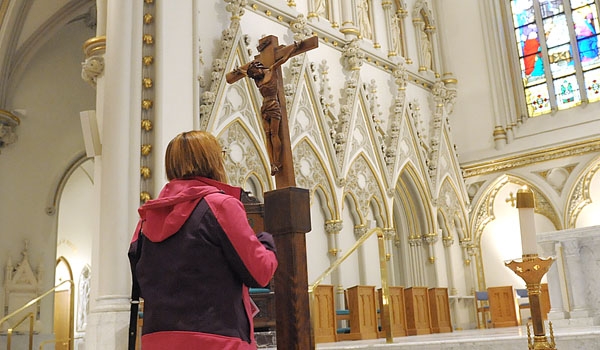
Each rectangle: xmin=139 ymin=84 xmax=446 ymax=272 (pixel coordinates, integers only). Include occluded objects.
xmin=227 ymin=35 xmax=318 ymax=349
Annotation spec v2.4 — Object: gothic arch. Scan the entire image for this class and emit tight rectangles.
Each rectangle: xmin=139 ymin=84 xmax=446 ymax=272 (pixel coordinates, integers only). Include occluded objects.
xmin=565 ymin=156 xmax=600 ymax=228
xmin=470 ymin=174 xmax=561 ymax=289
xmin=294 ymin=137 xmax=339 ymax=220
xmin=471 ymin=174 xmax=561 ymax=244
xmin=342 ymin=191 xmax=364 ymax=225
xmin=344 ymin=153 xmax=389 ymax=227
xmin=46 ymin=152 xmax=90 ymax=216
xmin=395 ymin=161 xmax=435 ymax=237
xmin=217 ymin=119 xmax=272 ymax=190
xmin=438 ymin=176 xmax=470 ymax=242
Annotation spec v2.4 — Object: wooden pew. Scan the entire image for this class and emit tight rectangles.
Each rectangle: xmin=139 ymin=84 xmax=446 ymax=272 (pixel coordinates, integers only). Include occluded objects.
xmin=404 ymin=287 xmax=432 ymax=335
xmin=312 ymin=285 xmax=337 ymax=343
xmin=488 ymin=286 xmax=520 ymax=328
xmin=377 ymin=286 xmax=407 ymax=337
xmin=428 ymin=288 xmax=452 ymax=333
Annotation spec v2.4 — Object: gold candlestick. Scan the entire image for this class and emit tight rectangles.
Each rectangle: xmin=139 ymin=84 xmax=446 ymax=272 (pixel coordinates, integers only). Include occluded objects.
xmin=505 ymin=255 xmax=557 ymax=350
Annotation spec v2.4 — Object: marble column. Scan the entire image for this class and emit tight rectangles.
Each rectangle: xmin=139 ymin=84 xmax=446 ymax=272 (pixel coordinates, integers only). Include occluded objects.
xmin=562 ymin=239 xmax=592 ymax=318
xmin=84 ymin=1 xmax=143 ymax=349
xmin=538 ymin=240 xmax=570 ymax=320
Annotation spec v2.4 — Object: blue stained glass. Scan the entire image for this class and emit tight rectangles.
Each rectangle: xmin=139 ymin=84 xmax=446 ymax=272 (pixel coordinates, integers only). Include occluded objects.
xmin=525 ymin=84 xmax=552 ymax=116
xmin=511 ymin=0 xmax=535 ymax=27
xmin=553 ymin=75 xmax=581 ymax=108
xmin=573 ymin=5 xmax=600 ymax=68
xmin=519 ymin=25 xmax=545 ymax=85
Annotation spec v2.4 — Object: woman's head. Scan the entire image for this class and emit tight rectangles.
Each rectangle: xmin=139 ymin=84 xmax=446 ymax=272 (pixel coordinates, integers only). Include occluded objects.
xmin=165 ymin=130 xmax=227 ymax=182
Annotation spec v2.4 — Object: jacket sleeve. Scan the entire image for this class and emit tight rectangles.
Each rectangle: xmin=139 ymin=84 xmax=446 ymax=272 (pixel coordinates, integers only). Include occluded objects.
xmin=207 ymin=194 xmax=278 ymax=287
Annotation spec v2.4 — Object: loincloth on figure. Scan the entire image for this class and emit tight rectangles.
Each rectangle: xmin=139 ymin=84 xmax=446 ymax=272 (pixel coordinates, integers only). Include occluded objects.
xmin=260 ymin=98 xmax=282 ymax=123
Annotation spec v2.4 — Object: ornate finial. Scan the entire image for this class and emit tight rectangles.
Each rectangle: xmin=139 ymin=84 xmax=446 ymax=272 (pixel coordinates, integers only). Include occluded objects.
xmin=225 ymin=0 xmax=247 ymax=21
xmin=290 ymin=14 xmax=312 ymax=41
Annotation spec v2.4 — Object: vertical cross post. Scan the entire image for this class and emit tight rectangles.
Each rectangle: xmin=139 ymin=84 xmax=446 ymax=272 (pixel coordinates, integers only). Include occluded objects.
xmin=227 ymin=35 xmax=318 ymax=350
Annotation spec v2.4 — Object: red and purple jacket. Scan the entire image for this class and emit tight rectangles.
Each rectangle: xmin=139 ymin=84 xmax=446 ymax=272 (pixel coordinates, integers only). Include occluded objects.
xmin=128 ymin=177 xmax=277 ymax=350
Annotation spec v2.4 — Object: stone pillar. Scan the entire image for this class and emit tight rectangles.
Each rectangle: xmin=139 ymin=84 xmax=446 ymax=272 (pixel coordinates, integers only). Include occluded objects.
xmin=84 ymin=1 xmax=143 ymax=349
xmin=154 ymin=0 xmax=195 ymax=152
xmin=354 ymin=225 xmax=368 ymax=284
xmin=383 ymin=228 xmax=396 ymax=285
xmin=339 ymin=0 xmax=359 ymax=39
xmin=325 ymin=220 xmax=344 ymax=308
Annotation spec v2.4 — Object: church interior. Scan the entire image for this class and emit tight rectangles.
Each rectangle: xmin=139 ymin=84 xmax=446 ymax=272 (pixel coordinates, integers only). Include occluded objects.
xmin=1 ymin=0 xmax=600 ymax=349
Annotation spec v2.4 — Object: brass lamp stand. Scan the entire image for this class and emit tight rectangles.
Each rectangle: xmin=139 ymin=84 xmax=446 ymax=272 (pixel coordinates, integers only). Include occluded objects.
xmin=505 ymin=255 xmax=556 ymax=350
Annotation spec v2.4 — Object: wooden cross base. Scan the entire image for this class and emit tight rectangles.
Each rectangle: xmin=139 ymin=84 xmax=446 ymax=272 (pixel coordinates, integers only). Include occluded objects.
xmin=264 ymin=187 xmax=313 ymax=350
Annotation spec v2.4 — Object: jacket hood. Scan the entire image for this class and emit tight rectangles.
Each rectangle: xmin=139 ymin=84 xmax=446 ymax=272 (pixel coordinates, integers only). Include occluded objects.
xmin=136 ymin=177 xmax=241 ymax=242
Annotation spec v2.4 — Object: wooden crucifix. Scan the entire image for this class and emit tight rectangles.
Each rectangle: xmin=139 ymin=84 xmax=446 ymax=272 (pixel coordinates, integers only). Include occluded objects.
xmin=227 ymin=35 xmax=318 ymax=350
xmin=226 ymin=35 xmax=318 ymax=188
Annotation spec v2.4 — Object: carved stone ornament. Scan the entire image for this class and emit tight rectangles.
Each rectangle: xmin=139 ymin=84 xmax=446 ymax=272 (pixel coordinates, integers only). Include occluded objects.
xmin=81 ymin=56 xmax=105 ymax=88
xmin=0 ymin=109 xmax=20 ymax=152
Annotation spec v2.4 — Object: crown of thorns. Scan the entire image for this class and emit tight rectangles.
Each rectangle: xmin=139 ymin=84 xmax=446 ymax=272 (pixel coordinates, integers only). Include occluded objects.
xmin=248 ymin=61 xmax=266 ymax=70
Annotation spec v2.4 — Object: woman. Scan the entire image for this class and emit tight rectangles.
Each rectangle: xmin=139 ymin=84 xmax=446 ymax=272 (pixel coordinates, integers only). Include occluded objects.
xmin=129 ymin=130 xmax=278 ymax=349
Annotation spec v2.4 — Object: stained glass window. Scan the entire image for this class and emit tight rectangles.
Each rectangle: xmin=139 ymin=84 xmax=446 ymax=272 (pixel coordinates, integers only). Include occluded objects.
xmin=510 ymin=0 xmax=600 ymax=116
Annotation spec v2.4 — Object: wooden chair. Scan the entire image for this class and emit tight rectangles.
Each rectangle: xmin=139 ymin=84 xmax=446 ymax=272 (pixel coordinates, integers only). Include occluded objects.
xmin=488 ymin=286 xmax=520 ymax=328
xmin=404 ymin=287 xmax=432 ymax=335
xmin=312 ymin=285 xmax=337 ymax=343
xmin=335 ymin=289 xmax=352 ymax=340
xmin=474 ymin=291 xmax=490 ymax=329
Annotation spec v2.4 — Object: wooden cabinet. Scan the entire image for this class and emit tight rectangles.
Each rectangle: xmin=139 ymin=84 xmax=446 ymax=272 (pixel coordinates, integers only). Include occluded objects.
xmin=428 ymin=288 xmax=452 ymax=333
xmin=404 ymin=287 xmax=432 ymax=335
xmin=378 ymin=286 xmax=407 ymax=337
xmin=312 ymin=285 xmax=337 ymax=343
xmin=345 ymin=285 xmax=379 ymax=339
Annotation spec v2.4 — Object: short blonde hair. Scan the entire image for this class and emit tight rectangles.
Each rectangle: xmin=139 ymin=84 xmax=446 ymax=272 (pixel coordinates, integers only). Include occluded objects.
xmin=165 ymin=131 xmax=227 ymax=182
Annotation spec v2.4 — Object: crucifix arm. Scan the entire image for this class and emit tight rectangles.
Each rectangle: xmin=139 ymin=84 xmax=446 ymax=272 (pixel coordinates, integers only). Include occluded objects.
xmin=273 ymin=36 xmax=318 ymax=68
xmin=226 ymin=63 xmax=251 ymax=84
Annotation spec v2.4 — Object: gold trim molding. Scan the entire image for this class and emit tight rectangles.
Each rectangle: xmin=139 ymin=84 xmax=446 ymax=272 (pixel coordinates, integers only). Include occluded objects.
xmin=82 ymin=36 xmax=106 ymax=58
xmin=462 ymin=138 xmax=600 ymax=178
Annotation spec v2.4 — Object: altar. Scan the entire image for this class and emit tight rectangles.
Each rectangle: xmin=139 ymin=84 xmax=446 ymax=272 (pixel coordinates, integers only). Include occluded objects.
xmin=538 ymin=225 xmax=600 ymax=327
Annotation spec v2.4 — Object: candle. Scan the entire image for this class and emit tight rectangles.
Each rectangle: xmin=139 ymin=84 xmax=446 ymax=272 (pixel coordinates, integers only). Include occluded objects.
xmin=516 ymin=187 xmax=537 ymax=256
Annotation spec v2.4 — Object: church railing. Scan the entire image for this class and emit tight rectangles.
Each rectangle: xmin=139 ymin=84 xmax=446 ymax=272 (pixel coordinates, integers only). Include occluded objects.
xmin=309 ymin=227 xmax=393 ymax=343
xmin=0 ymin=279 xmax=74 ymax=350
